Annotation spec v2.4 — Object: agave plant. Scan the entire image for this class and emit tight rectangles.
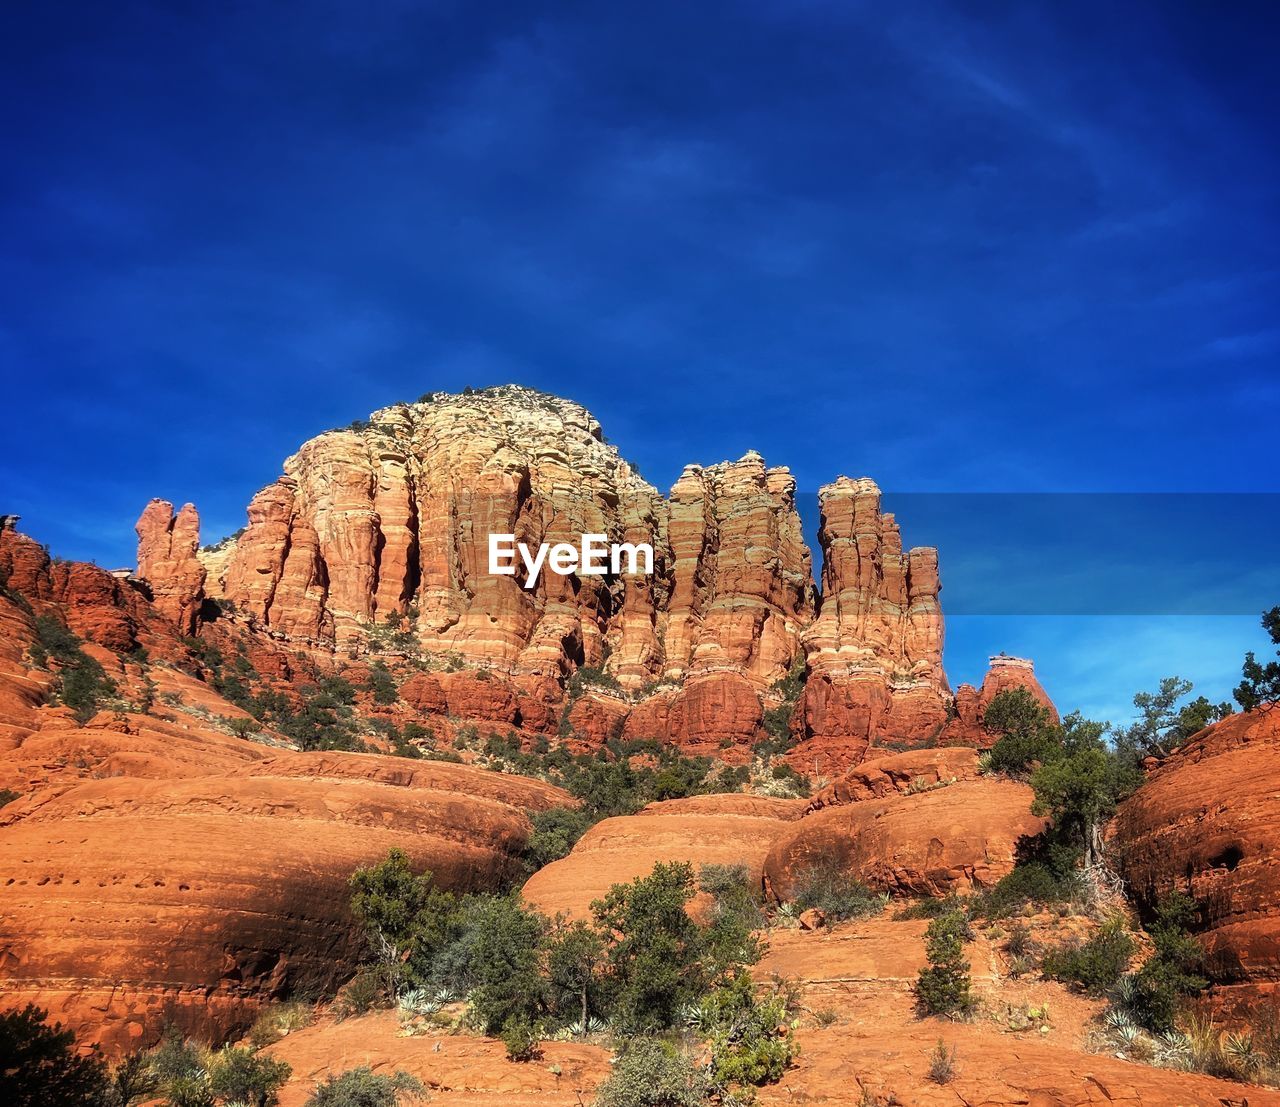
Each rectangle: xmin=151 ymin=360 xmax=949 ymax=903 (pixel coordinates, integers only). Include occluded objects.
xmin=1224 ymin=1030 xmax=1264 ymax=1075
xmin=1108 ymin=973 xmax=1139 ymax=1014
xmin=397 ymin=987 xmax=441 ymax=1016
xmin=679 ymin=1001 xmax=711 ymax=1033
xmin=1103 ymin=1006 xmax=1136 ymax=1034
xmin=1155 ymin=1030 xmax=1192 ymax=1070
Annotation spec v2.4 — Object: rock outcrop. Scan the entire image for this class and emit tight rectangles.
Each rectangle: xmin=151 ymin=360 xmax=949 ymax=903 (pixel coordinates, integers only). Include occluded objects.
xmin=943 ymin=654 xmax=1058 ymax=746
xmin=764 ymin=749 xmax=1044 ymax=899
xmin=1111 ymin=706 xmax=1280 ymax=1024
xmin=522 ymin=793 xmax=800 ymax=921
xmin=135 ymin=500 xmax=207 ymax=635
xmin=786 ymin=478 xmax=951 ymax=772
xmin=0 ymin=743 xmax=571 ymax=1054
xmin=173 ymin=387 xmax=1056 ymax=768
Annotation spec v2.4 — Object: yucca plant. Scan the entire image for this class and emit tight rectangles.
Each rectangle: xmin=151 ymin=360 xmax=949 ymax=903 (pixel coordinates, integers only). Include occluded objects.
xmin=1224 ymin=1030 xmax=1264 ymax=1077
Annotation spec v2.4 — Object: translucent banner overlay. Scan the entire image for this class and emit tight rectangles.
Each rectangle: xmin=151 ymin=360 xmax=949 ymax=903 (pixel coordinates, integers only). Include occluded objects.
xmin=800 ymin=493 xmax=1280 ymax=616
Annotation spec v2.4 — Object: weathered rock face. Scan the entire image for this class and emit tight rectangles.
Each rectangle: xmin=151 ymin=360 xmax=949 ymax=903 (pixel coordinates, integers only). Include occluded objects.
xmin=205 ymin=389 xmax=667 ymax=673
xmin=522 ymin=793 xmax=799 ymax=921
xmin=135 ymin=500 xmax=207 ymax=636
xmin=660 ymin=454 xmax=814 ymax=686
xmin=787 ymin=479 xmax=951 ymax=771
xmin=1111 ymin=707 xmax=1280 ymax=1023
xmin=942 ymin=654 xmax=1059 ymax=747
xmin=0 ymin=526 xmax=144 ymax=653
xmin=0 ymin=743 xmax=571 ymax=1054
xmin=176 ymin=387 xmax=1054 ymax=767
xmin=764 ymin=750 xmax=1044 ymax=900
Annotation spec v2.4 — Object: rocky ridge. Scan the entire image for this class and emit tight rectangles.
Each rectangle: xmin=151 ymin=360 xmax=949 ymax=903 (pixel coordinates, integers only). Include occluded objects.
xmin=134 ymin=385 xmax=1054 ymax=771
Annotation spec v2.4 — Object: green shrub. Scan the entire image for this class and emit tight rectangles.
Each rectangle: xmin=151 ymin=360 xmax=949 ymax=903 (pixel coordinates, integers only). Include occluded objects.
xmin=895 ymin=893 xmax=967 ymax=921
xmin=1121 ymin=891 xmax=1207 ymax=1033
xmin=700 ymin=971 xmax=795 ymax=1086
xmin=463 ymin=896 xmax=548 ymax=1033
xmin=365 ymin=663 xmax=398 ymax=706
xmin=591 ymin=862 xmax=712 ymax=1033
xmin=983 ymin=687 xmax=1059 ymax=775
xmin=303 ymin=1066 xmax=424 ymax=1107
xmin=166 ymin=1074 xmax=215 ymax=1107
xmin=547 ymin=919 xmax=606 ymax=1031
xmin=971 ymin=862 xmax=1079 ymax=918
xmin=32 ymin=615 xmax=116 ymax=722
xmin=0 ymin=788 xmax=18 ymax=808
xmin=790 ymin=861 xmax=883 ymax=921
xmin=592 ymin=1039 xmax=710 ymax=1107
xmin=208 ymin=1046 xmax=291 ymax=1107
xmin=1041 ymin=917 xmax=1135 ymax=996
xmin=499 ymin=1016 xmax=542 ymax=1062
xmin=105 ymin=1052 xmax=160 ymax=1106
xmin=0 ymin=1003 xmax=109 ymax=1106
xmin=915 ymin=910 xmax=973 ymax=1017
xmin=148 ymin=1026 xmax=204 ymax=1085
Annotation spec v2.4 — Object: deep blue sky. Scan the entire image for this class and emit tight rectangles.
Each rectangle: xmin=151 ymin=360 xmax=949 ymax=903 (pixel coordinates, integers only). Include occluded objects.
xmin=2 ymin=1 xmax=1277 ymax=720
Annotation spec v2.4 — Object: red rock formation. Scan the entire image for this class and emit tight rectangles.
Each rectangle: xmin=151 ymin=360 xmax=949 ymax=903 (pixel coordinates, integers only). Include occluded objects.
xmin=173 ymin=389 xmax=1056 ymax=769
xmin=0 ymin=744 xmax=572 ymax=1054
xmin=522 ymin=793 xmax=797 ymax=921
xmin=764 ymin=769 xmax=1044 ymax=899
xmin=942 ymin=654 xmax=1059 ymax=746
xmin=660 ymin=454 xmax=814 ymax=686
xmin=1111 ymin=707 xmax=1280 ymax=1024
xmin=135 ymin=499 xmax=207 ymax=636
xmin=788 ymin=478 xmax=951 ymax=773
xmin=623 ymin=673 xmax=763 ymax=758
xmin=0 ymin=526 xmax=144 ymax=653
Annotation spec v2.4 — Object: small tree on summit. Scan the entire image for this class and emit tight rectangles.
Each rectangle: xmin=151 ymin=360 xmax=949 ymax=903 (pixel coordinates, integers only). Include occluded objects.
xmin=1112 ymin=676 xmax=1232 ymax=765
xmin=1236 ymin=606 xmax=1280 ymax=712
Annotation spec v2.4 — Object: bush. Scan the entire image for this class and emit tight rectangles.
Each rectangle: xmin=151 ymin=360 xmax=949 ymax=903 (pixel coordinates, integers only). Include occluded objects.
xmin=1041 ymin=917 xmax=1135 ymax=996
xmin=790 ymin=861 xmax=883 ymax=921
xmin=208 ymin=1046 xmax=291 ymax=1107
xmin=499 ymin=1016 xmax=542 ymax=1062
xmin=0 ymin=1003 xmax=109 ymax=1106
xmin=915 ymin=910 xmax=973 ymax=1017
xmin=364 ymin=663 xmax=399 ymax=705
xmin=1122 ymin=891 xmax=1207 ymax=1033
xmin=166 ymin=1075 xmax=215 ymax=1107
xmin=971 ymin=861 xmax=1079 ymax=918
xmin=0 ymin=787 xmax=18 ymax=808
xmin=148 ymin=1026 xmax=204 ymax=1086
xmin=547 ymin=919 xmax=606 ymax=1031
xmin=927 ymin=1039 xmax=957 ymax=1084
xmin=304 ymin=1067 xmax=425 ymax=1107
xmin=591 ymin=862 xmax=712 ymax=1033
xmin=32 ymin=615 xmax=116 ymax=722
xmin=524 ymin=806 xmax=592 ymax=872
xmin=334 ymin=970 xmax=385 ymax=1019
xmin=593 ymin=1039 xmax=710 ymax=1107
xmin=463 ymin=896 xmax=548 ymax=1033
xmin=700 ymin=971 xmax=796 ymax=1087
xmin=983 ymin=688 xmax=1059 ymax=776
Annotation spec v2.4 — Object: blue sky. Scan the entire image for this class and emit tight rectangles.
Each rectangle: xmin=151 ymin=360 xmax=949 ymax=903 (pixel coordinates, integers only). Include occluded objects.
xmin=2 ymin=1 xmax=1277 ymax=721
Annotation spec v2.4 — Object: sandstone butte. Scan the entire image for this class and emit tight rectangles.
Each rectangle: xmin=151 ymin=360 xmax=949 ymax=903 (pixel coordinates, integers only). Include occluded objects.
xmin=125 ymin=384 xmax=1056 ymax=773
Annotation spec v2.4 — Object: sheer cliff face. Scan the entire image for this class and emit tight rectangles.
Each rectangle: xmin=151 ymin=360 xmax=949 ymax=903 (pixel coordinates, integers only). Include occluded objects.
xmin=201 ymin=388 xmax=816 ymax=689
xmin=174 ymin=385 xmax=1048 ymax=767
xmin=207 ymin=388 xmax=667 ymax=676
xmin=660 ymin=454 xmax=814 ymax=685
